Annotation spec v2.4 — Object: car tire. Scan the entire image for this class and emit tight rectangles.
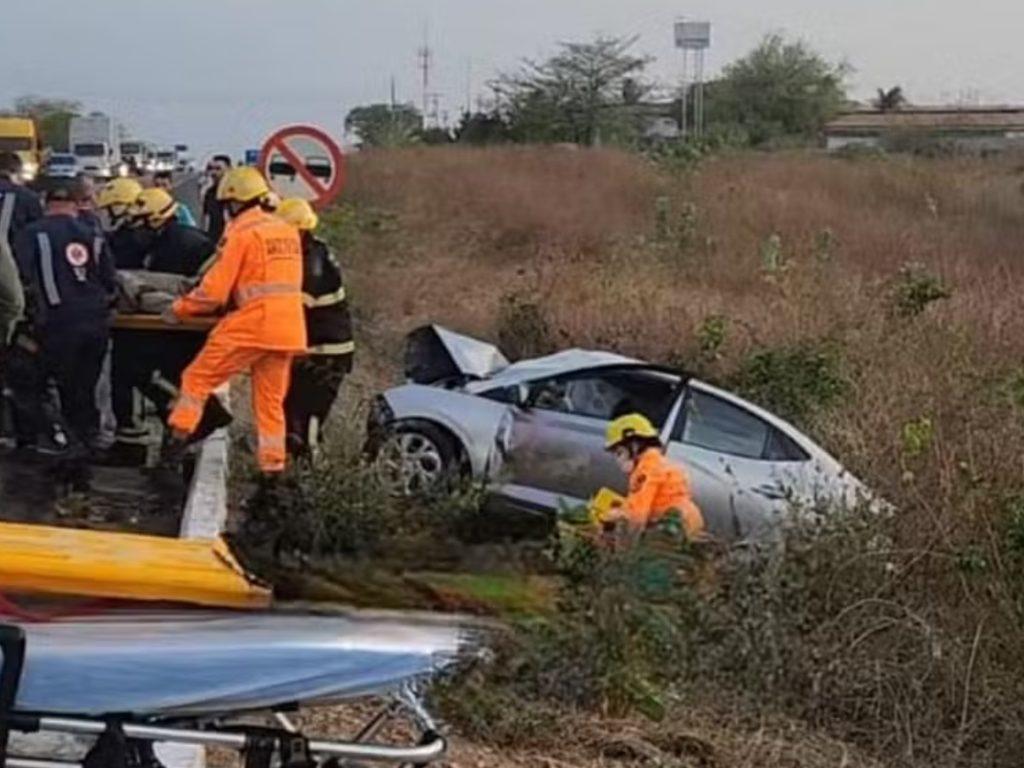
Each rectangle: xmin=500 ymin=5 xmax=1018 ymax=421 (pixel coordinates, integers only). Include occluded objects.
xmin=373 ymin=420 xmax=461 ymax=498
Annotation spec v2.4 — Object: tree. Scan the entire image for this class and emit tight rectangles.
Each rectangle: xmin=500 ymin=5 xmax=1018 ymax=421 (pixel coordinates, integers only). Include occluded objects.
xmin=7 ymin=96 xmax=82 ymax=151
xmin=344 ymin=103 xmax=422 ymax=147
xmin=418 ymin=127 xmax=454 ymax=145
xmin=495 ymin=36 xmax=652 ymax=146
xmin=705 ymin=34 xmax=849 ymax=146
xmin=874 ymin=86 xmax=907 ymax=112
xmin=455 ymin=111 xmax=513 ymax=145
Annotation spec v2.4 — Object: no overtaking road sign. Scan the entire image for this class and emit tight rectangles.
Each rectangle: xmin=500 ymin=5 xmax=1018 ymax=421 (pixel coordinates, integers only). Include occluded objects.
xmin=259 ymin=124 xmax=346 ymax=209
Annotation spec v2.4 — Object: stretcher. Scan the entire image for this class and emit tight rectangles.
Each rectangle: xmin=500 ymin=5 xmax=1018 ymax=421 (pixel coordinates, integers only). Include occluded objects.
xmin=110 ymin=314 xmax=216 ymax=333
xmin=0 ymin=610 xmax=477 ymax=768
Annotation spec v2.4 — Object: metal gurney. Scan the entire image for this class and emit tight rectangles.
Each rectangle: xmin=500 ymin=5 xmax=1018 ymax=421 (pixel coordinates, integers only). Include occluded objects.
xmin=0 ymin=610 xmax=478 ymax=767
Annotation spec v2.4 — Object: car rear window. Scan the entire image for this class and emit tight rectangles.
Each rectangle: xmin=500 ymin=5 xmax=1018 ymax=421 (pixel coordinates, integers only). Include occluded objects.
xmin=677 ymin=390 xmax=770 ymax=460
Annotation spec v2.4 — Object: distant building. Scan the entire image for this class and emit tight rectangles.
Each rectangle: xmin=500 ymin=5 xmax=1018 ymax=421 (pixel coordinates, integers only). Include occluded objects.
xmin=824 ymin=106 xmax=1024 ymax=153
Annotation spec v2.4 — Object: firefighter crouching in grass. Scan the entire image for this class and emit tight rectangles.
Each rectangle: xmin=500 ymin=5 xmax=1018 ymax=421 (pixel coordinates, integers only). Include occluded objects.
xmin=552 ymin=413 xmax=714 ymax=599
xmin=602 ymin=413 xmax=705 ymax=540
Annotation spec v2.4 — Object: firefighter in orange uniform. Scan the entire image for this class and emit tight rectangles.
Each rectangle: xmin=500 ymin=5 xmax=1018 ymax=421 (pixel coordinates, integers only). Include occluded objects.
xmin=603 ymin=413 xmax=705 ymax=540
xmin=160 ymin=167 xmax=305 ymax=497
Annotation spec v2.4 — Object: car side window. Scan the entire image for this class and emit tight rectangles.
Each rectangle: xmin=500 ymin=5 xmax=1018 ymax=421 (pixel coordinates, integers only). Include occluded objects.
xmin=527 ymin=371 xmax=680 ymax=423
xmin=676 ymin=389 xmax=771 ymax=459
xmin=530 ymin=376 xmax=626 ymax=419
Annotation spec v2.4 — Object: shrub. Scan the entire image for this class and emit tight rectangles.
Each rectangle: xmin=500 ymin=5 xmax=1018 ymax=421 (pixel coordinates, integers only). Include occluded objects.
xmin=727 ymin=340 xmax=850 ymax=427
xmin=892 ymin=262 xmax=952 ymax=318
xmin=697 ymin=314 xmax=728 ymax=363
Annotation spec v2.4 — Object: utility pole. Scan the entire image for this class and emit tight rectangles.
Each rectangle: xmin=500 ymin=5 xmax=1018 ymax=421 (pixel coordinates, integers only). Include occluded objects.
xmin=417 ymin=23 xmax=432 ymax=128
xmin=389 ymin=74 xmax=397 ymax=136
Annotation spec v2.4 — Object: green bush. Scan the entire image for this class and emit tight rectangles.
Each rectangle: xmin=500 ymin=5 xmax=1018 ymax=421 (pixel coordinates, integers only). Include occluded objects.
xmin=892 ymin=262 xmax=952 ymax=318
xmin=728 ymin=340 xmax=850 ymax=427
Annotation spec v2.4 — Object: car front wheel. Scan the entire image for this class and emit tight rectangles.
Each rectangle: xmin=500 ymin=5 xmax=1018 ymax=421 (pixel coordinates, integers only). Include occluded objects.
xmin=373 ymin=421 xmax=459 ymax=497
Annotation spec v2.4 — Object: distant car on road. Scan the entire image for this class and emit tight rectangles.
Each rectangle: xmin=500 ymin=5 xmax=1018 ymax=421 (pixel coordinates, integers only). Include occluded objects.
xmin=44 ymin=153 xmax=79 ymax=179
xmin=368 ymin=326 xmax=877 ymax=541
xmin=154 ymin=150 xmax=176 ymax=174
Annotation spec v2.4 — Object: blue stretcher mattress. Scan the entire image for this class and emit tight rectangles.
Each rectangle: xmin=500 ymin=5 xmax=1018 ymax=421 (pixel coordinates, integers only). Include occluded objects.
xmin=10 ymin=611 xmax=470 ymax=717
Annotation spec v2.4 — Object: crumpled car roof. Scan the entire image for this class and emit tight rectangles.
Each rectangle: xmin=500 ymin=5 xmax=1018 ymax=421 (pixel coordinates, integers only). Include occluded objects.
xmin=465 ymin=349 xmax=642 ymax=392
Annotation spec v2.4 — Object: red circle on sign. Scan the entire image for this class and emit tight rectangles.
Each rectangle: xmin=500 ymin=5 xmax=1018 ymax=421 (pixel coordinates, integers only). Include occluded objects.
xmin=258 ymin=124 xmax=347 ymax=210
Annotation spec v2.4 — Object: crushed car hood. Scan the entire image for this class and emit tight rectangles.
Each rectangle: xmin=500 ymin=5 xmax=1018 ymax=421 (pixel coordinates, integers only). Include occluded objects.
xmin=405 ymin=325 xmax=511 ymax=385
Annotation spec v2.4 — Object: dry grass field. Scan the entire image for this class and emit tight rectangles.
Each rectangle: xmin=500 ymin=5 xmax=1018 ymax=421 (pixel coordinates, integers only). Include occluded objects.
xmin=307 ymin=145 xmax=1024 ymax=767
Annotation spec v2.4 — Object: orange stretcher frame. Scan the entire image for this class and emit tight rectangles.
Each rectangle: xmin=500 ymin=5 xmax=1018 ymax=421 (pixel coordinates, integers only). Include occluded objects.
xmin=0 ymin=522 xmax=271 ymax=609
xmin=111 ymin=314 xmax=217 ymax=333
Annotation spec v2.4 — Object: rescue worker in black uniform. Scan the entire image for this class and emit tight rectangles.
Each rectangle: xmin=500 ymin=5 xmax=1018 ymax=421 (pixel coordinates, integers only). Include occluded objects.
xmin=96 ymin=177 xmax=152 ymax=463
xmin=11 ymin=184 xmax=116 ymax=490
xmin=103 ymin=188 xmax=231 ymax=467
xmin=96 ymin=178 xmax=152 ymax=269
xmin=276 ymin=198 xmax=354 ymax=460
xmin=134 ymin=188 xmax=216 ymax=275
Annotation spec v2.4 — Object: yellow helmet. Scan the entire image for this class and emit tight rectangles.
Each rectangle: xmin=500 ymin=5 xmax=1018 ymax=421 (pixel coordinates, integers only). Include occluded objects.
xmin=276 ymin=198 xmax=319 ymax=231
xmin=605 ymin=414 xmax=659 ymax=450
xmin=132 ymin=188 xmax=179 ymax=228
xmin=216 ymin=166 xmax=271 ymax=204
xmin=97 ymin=178 xmax=143 ymax=214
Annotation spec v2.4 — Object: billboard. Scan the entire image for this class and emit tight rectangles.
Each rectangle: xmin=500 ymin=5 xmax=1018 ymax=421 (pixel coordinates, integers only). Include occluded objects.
xmin=674 ymin=21 xmax=711 ymax=50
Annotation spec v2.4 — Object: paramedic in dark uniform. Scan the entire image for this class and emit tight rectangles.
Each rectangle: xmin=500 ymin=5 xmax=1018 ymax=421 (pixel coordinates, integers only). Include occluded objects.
xmin=12 ymin=184 xmax=116 ymax=489
xmin=276 ymin=198 xmax=354 ymax=460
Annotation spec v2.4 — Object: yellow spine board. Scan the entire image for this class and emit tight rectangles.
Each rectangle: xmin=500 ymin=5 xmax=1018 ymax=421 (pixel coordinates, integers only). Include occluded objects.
xmin=0 ymin=523 xmax=270 ymax=609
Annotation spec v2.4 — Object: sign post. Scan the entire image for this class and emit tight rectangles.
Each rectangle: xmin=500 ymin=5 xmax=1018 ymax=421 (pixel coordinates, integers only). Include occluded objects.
xmin=674 ymin=20 xmax=712 ymax=140
xmin=258 ymin=125 xmax=346 ymax=209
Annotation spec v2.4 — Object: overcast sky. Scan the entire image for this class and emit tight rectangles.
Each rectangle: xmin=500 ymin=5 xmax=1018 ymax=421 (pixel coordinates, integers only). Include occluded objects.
xmin=1 ymin=0 xmax=1021 ymax=161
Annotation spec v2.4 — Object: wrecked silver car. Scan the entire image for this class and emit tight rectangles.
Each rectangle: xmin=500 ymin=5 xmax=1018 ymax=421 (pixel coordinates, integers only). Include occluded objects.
xmin=367 ymin=325 xmax=871 ymax=540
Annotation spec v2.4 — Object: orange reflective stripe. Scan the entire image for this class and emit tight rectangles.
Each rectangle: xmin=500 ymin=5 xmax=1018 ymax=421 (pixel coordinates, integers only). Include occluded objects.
xmin=186 ymin=288 xmax=221 ymax=306
xmin=234 ymin=282 xmax=301 ymax=306
xmin=258 ymin=435 xmax=286 ymax=450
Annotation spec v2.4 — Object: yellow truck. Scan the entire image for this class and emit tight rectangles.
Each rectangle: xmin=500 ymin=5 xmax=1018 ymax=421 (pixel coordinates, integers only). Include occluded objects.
xmin=0 ymin=116 xmax=42 ymax=181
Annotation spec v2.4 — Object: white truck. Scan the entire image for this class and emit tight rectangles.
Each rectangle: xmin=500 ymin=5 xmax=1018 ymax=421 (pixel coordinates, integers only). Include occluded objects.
xmin=69 ymin=112 xmax=124 ymax=179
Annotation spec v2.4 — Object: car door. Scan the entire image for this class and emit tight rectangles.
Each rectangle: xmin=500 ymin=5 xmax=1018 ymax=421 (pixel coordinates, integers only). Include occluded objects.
xmin=497 ymin=376 xmax=621 ymax=512
xmin=496 ymin=369 xmax=681 ymax=514
xmin=664 ymin=383 xmax=812 ymax=540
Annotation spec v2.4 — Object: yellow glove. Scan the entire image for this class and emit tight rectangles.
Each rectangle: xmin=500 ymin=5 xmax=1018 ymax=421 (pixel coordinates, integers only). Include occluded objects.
xmin=590 ymin=488 xmax=626 ymax=526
